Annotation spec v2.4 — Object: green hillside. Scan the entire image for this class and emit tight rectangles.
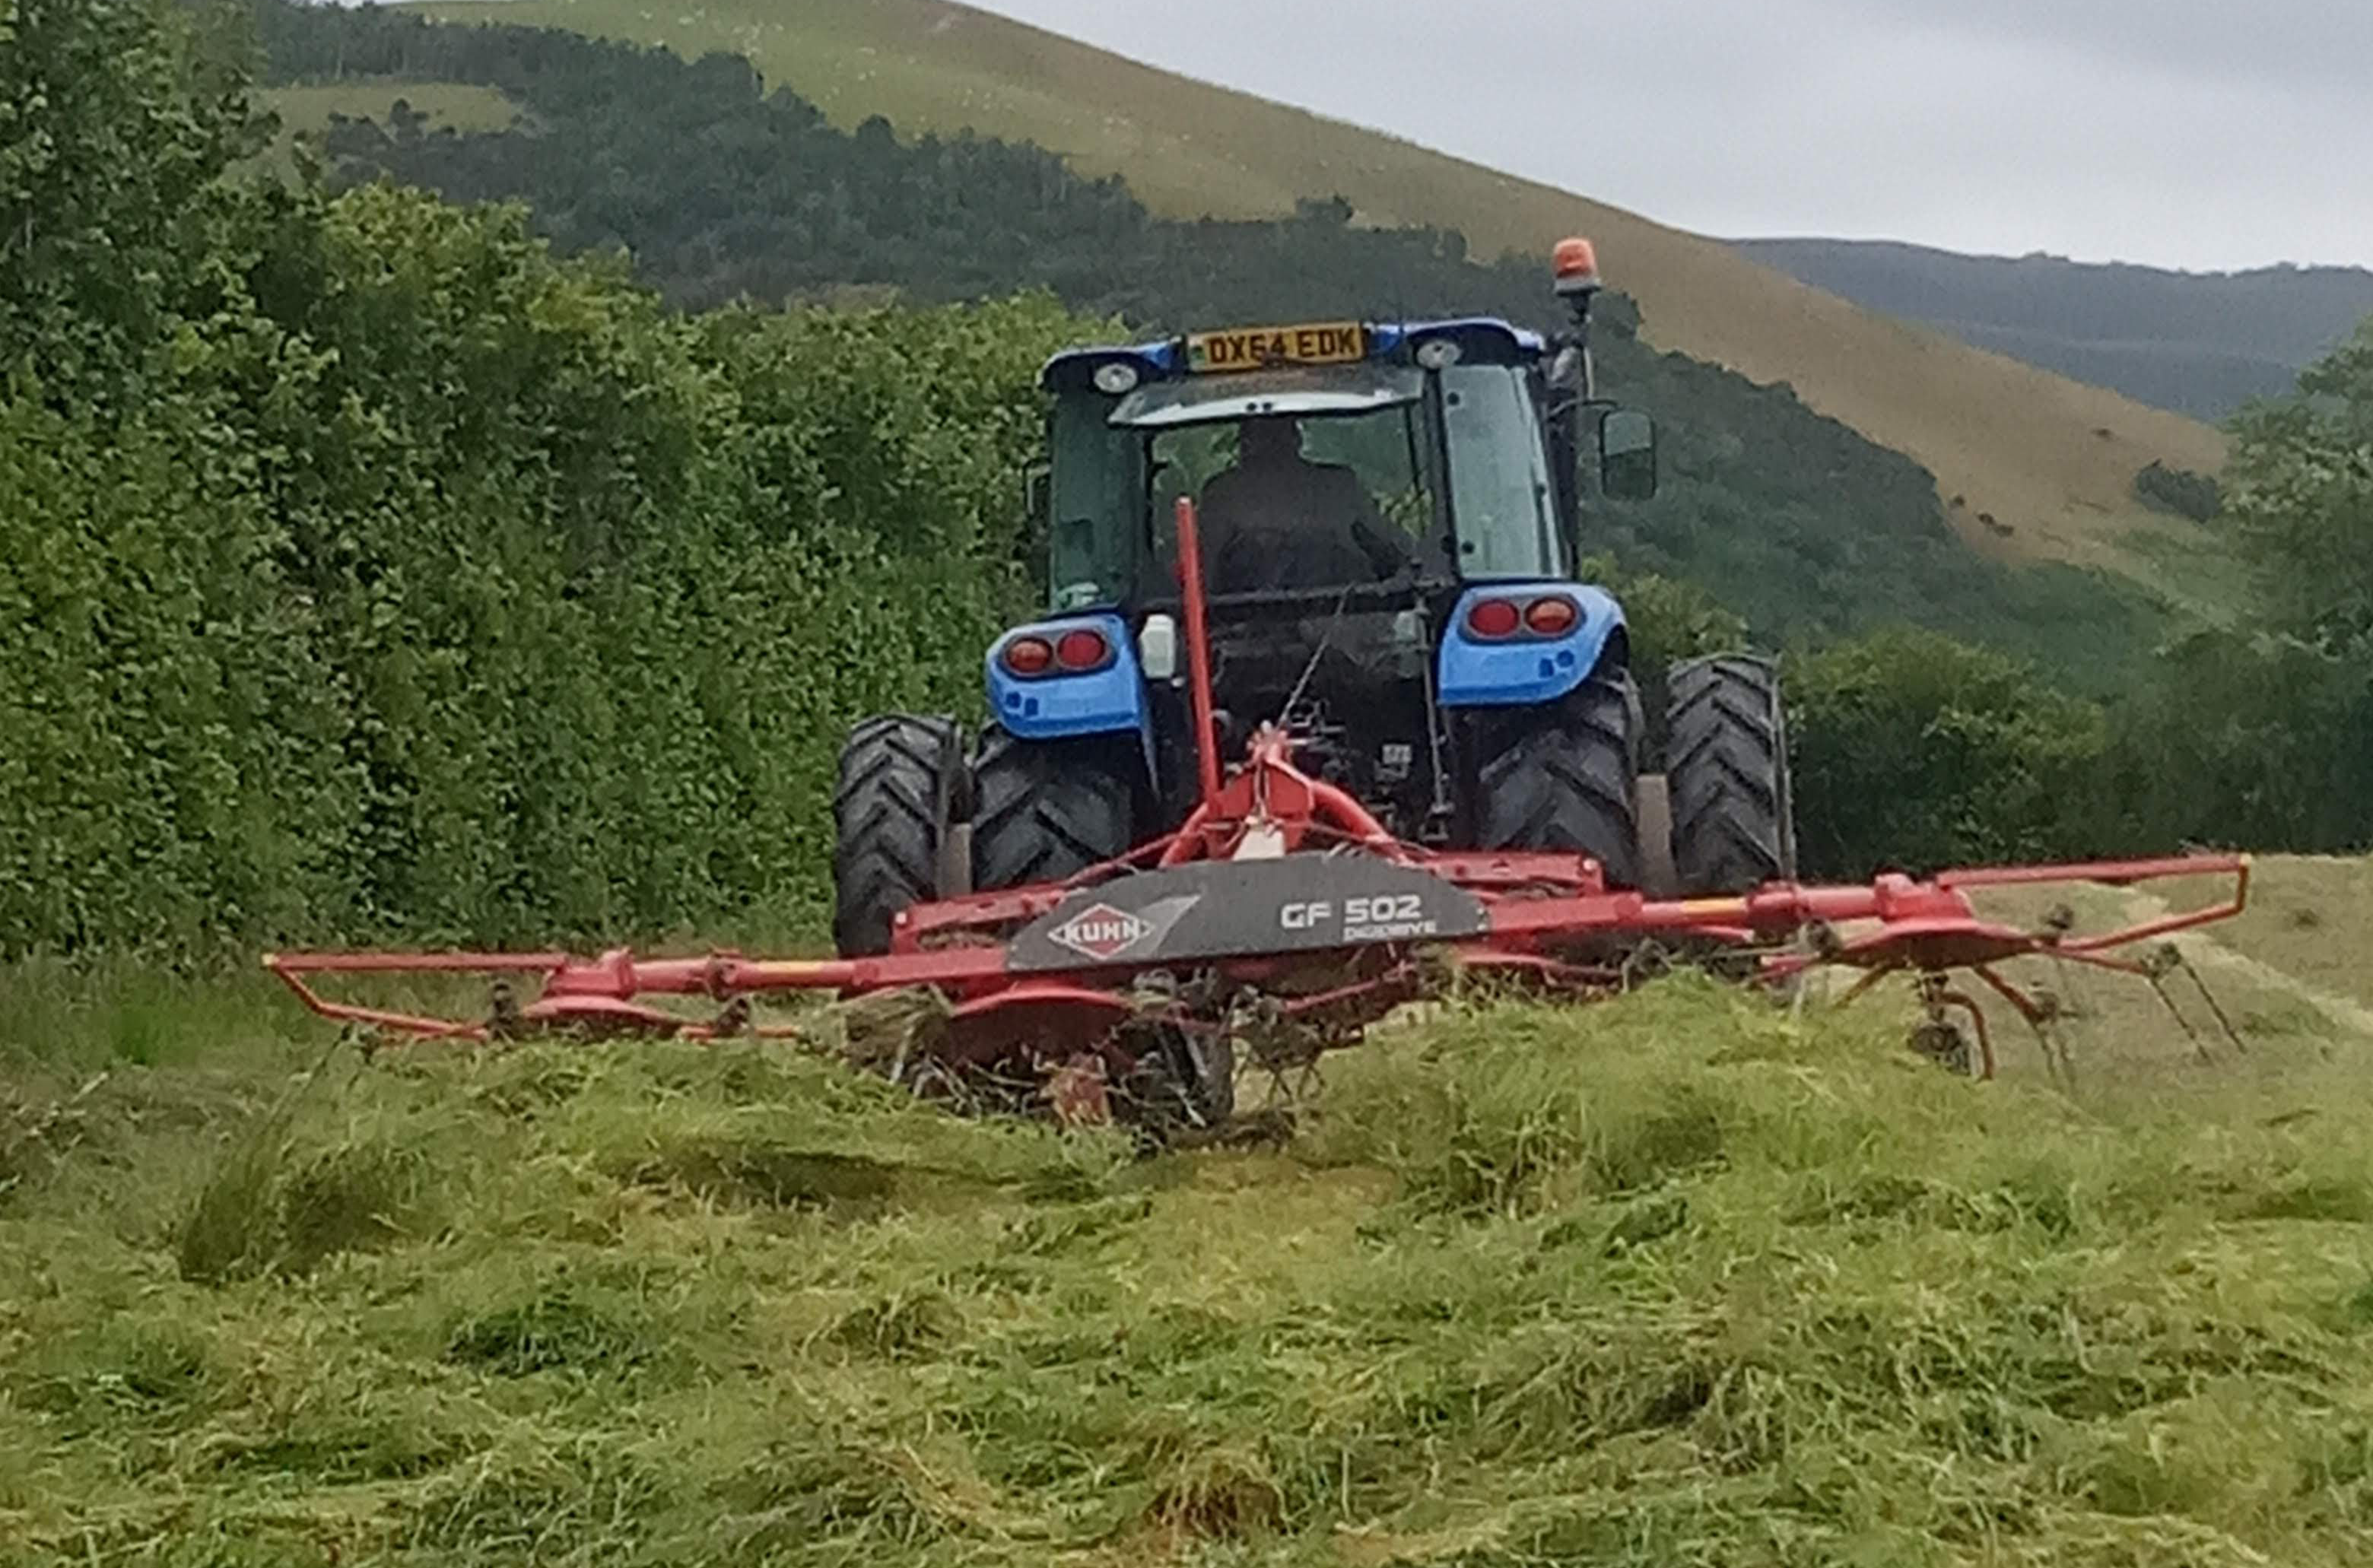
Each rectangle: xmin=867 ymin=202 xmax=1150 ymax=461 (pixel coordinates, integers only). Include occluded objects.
xmin=247 ymin=79 xmax=521 ymax=180
xmin=414 ymin=0 xmax=2234 ymax=601
xmin=262 ymin=80 xmax=519 ymax=138
xmin=1733 ymin=239 xmax=2373 ymax=421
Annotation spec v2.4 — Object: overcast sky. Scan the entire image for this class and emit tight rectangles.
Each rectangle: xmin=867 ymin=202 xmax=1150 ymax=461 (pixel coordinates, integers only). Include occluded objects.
xmin=959 ymin=0 xmax=2373 ymax=272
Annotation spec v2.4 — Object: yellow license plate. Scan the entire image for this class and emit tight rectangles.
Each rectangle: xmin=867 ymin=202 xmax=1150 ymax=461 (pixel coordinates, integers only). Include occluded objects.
xmin=1186 ymin=322 xmax=1366 ymax=373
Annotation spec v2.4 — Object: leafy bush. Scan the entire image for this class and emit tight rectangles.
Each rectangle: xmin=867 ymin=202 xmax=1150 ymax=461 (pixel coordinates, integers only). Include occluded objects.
xmin=0 ymin=163 xmax=1091 ymax=954
xmin=0 ymin=0 xmax=263 ymax=395
xmin=2099 ymin=629 xmax=2373 ymax=853
xmin=1787 ymin=629 xmax=2111 ymax=877
xmin=1782 ymin=617 xmax=2373 ymax=874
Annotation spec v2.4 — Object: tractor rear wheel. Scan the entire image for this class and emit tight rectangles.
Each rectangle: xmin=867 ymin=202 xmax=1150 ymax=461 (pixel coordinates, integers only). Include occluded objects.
xmin=831 ymin=713 xmax=966 ymax=957
xmin=1664 ymin=654 xmax=1796 ymax=895
xmin=970 ymin=727 xmax=1140 ymax=891
xmin=1469 ymin=668 xmax=1644 ymax=887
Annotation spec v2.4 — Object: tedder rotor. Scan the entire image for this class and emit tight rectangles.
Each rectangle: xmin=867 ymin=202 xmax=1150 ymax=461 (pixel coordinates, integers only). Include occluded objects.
xmin=266 ymin=498 xmax=2253 ymax=1137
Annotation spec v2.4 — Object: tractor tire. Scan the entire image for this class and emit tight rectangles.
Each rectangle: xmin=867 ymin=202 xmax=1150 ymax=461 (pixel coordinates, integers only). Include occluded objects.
xmin=831 ymin=713 xmax=966 ymax=958
xmin=1664 ymin=654 xmax=1796 ymax=896
xmin=1469 ymin=668 xmax=1644 ymax=887
xmin=969 ymin=727 xmax=1140 ymax=891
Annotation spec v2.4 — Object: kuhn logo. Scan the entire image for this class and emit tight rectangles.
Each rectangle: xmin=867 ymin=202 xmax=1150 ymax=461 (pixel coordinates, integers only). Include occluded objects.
xmin=1048 ymin=903 xmax=1153 ymax=961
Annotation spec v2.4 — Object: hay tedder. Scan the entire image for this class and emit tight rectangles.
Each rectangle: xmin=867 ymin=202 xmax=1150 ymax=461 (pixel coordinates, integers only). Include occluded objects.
xmin=265 ymin=240 xmax=2251 ymax=1134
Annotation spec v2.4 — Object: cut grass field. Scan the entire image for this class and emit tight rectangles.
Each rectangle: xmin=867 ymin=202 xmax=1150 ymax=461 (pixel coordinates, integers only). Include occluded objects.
xmin=250 ymin=81 xmax=525 ymax=180
xmin=5 ymin=858 xmax=2371 ymax=1564
xmin=415 ymin=0 xmax=2241 ymax=608
xmin=2200 ymin=856 xmax=2373 ymax=1016
xmin=261 ymin=82 xmax=524 ymax=140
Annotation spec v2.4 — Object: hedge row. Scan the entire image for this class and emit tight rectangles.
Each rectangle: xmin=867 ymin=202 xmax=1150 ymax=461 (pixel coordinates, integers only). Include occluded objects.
xmin=1 ymin=177 xmax=1091 ymax=956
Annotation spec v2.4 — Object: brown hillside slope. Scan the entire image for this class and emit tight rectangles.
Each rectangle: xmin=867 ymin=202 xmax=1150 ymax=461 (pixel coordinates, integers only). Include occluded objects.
xmin=424 ymin=0 xmax=2230 ymax=586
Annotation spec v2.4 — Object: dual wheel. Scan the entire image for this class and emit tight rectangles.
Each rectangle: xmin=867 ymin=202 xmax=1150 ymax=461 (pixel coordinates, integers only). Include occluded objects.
xmin=830 ymin=719 xmax=1138 ymax=957
xmin=1464 ymin=652 xmax=1796 ymax=897
xmin=830 ymin=718 xmax=1225 ymax=1128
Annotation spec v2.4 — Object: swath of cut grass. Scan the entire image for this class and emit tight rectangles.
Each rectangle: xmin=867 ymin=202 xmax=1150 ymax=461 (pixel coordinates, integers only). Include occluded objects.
xmin=169 ymin=1037 xmax=432 ymax=1284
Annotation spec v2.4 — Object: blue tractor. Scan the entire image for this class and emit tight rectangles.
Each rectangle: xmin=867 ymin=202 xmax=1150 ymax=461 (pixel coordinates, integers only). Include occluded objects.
xmin=831 ymin=240 xmax=1796 ymax=957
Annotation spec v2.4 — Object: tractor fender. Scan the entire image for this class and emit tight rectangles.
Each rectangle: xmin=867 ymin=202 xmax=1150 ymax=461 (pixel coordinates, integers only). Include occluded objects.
xmin=1436 ymin=583 xmax=1625 ymax=708
xmin=984 ymin=612 xmax=1154 ymax=771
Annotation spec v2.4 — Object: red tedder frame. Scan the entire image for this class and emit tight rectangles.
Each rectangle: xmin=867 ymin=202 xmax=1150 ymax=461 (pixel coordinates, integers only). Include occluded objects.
xmin=265 ymin=499 xmax=2254 ymax=1086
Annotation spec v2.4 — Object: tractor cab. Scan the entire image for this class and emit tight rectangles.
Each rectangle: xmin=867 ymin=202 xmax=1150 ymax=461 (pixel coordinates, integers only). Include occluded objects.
xmin=1036 ymin=311 xmax=1655 ymax=617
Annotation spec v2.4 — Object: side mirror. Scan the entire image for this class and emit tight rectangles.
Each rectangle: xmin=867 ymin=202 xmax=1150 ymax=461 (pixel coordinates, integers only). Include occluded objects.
xmin=1598 ymin=408 xmax=1658 ymax=501
xmin=1025 ymin=464 xmax=1051 ymax=524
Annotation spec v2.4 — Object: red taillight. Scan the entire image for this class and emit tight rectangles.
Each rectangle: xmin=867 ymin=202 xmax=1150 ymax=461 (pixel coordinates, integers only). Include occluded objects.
xmin=1055 ymin=627 xmax=1110 ymax=671
xmin=1003 ymin=628 xmax=1109 ymax=677
xmin=1525 ymin=595 xmax=1580 ymax=636
xmin=1002 ymin=636 xmax=1055 ymax=676
xmin=1466 ymin=598 xmax=1522 ymax=639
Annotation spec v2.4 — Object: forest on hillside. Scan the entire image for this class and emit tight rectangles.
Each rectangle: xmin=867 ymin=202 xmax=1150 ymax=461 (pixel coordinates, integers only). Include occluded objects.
xmin=253 ymin=0 xmax=2166 ymax=683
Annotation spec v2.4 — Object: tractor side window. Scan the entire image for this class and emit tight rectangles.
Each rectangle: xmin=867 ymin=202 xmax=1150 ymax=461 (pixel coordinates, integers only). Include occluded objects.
xmin=1047 ymin=392 xmax=1145 ymax=610
xmin=1441 ymin=365 xmax=1563 ymax=579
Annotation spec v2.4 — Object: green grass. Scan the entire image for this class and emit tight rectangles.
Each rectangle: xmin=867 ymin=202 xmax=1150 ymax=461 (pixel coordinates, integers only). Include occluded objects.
xmin=261 ymin=82 xmax=524 ymax=139
xmin=249 ymin=81 xmax=524 ymax=181
xmin=5 ymin=942 xmax=2372 ymax=1564
xmin=2201 ymin=855 xmax=2373 ymax=1013
xmin=2112 ymin=513 xmax=2254 ymax=627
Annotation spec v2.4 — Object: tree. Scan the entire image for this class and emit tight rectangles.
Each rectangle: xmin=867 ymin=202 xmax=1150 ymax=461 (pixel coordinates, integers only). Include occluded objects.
xmin=0 ymin=0 xmax=262 ymax=395
xmin=1787 ymin=630 xmax=2109 ymax=878
xmin=2223 ymin=316 xmax=2373 ymax=652
xmin=2099 ymin=627 xmax=2373 ymax=852
xmin=2132 ymin=459 xmax=2221 ymax=522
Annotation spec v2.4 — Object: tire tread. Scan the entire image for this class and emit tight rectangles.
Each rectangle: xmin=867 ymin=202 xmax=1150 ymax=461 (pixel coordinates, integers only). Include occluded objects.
xmin=970 ymin=728 xmax=1139 ymax=890
xmin=1665 ymin=654 xmax=1794 ymax=895
xmin=1470 ymin=671 xmax=1644 ymax=887
xmin=831 ymin=714 xmax=961 ymax=957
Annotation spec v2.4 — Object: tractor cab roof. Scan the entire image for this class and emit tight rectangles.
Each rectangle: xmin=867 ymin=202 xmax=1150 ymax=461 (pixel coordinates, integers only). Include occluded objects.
xmin=1040 ymin=316 xmax=1546 ymax=396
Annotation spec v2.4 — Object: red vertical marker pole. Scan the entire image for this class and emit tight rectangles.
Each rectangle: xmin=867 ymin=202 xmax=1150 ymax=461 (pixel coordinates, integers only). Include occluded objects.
xmin=1174 ymin=496 xmax=1223 ymax=811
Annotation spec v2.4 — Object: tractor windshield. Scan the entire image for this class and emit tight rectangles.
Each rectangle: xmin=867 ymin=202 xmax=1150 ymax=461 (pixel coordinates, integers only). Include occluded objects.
xmin=1044 ymin=360 xmax=1563 ymax=609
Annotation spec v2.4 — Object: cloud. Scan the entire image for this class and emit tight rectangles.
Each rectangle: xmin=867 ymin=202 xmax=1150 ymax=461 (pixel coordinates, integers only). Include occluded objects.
xmin=1831 ymin=0 xmax=2371 ymax=97
xmin=958 ymin=0 xmax=2373 ymax=271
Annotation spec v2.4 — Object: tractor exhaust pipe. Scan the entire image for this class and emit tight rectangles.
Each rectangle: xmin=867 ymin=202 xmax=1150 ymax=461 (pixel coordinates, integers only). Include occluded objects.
xmin=1174 ymin=496 xmax=1224 ymax=811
